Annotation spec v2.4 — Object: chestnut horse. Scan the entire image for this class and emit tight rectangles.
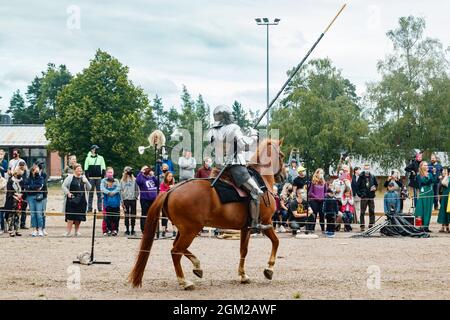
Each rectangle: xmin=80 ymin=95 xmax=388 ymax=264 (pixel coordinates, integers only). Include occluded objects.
xmin=129 ymin=139 xmax=286 ymax=290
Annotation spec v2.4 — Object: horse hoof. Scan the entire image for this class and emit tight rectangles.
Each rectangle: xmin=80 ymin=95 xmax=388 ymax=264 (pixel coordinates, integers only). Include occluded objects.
xmin=263 ymin=268 xmax=273 ymax=280
xmin=193 ymin=269 xmax=203 ymax=278
xmin=184 ymin=281 xmax=195 ymax=290
xmin=240 ymin=274 xmax=250 ymax=284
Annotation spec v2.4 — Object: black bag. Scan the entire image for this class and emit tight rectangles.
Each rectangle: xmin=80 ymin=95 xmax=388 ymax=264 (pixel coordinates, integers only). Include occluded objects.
xmin=68 ymin=194 xmax=82 ymax=205
xmin=35 ymin=193 xmax=44 ymax=202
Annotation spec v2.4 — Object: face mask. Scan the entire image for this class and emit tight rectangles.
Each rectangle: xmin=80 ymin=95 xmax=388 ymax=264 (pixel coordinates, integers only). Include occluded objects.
xmin=34 ymin=172 xmax=40 ymax=178
xmin=16 ymin=175 xmax=22 ymax=179
xmin=162 ymin=169 xmax=168 ymax=173
xmin=13 ymin=153 xmax=18 ymax=158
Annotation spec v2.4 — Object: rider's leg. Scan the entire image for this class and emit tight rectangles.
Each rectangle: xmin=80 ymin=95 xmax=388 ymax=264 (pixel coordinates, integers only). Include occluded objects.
xmin=241 ymin=178 xmax=272 ymax=233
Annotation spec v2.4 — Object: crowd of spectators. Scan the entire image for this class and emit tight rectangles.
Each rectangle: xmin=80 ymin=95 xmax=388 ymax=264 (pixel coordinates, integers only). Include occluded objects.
xmin=1 ymin=146 xmax=449 ymax=239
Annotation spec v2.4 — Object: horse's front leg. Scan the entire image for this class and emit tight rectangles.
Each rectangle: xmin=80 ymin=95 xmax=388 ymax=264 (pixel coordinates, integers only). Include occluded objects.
xmin=262 ymin=227 xmax=279 ymax=280
xmin=238 ymin=228 xmax=251 ymax=284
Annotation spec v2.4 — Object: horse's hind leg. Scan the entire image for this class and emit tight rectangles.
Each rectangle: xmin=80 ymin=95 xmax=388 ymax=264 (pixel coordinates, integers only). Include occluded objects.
xmin=262 ymin=228 xmax=279 ymax=280
xmin=171 ymin=230 xmax=198 ymax=290
xmin=184 ymin=249 xmax=203 ymax=278
xmin=238 ymin=228 xmax=251 ymax=284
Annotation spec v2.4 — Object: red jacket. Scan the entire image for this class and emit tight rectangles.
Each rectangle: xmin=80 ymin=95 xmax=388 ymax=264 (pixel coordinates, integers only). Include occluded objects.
xmin=195 ymin=166 xmax=212 ymax=179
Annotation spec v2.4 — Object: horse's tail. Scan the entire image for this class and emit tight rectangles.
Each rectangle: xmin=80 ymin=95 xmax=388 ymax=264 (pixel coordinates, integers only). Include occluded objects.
xmin=128 ymin=192 xmax=168 ymax=288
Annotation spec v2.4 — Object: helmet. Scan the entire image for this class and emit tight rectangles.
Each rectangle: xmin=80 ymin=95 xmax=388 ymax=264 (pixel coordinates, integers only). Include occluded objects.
xmin=212 ymin=105 xmax=234 ymax=128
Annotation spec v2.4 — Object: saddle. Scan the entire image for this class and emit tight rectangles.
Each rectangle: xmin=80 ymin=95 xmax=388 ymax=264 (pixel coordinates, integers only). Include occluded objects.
xmin=211 ymin=166 xmax=267 ymax=204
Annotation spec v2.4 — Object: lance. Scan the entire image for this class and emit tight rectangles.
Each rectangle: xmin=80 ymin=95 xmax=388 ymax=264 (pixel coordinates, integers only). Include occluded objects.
xmin=211 ymin=3 xmax=347 ymax=188
xmin=253 ymin=3 xmax=347 ymax=129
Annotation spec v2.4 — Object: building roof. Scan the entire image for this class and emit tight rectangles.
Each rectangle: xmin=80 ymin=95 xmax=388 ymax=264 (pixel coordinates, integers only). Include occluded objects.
xmin=0 ymin=125 xmax=49 ymax=147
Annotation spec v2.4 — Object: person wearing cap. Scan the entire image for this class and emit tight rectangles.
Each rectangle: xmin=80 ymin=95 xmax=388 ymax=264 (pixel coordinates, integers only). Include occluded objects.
xmin=292 ymin=166 xmax=309 ymax=194
xmin=84 ymin=145 xmax=106 ymax=212
xmin=287 ymin=160 xmax=299 ymax=184
xmin=384 ymin=181 xmax=401 ymax=215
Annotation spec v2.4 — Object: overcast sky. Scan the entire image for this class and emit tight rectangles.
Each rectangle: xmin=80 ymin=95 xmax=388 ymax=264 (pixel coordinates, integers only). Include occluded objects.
xmin=1 ymin=0 xmax=449 ymax=118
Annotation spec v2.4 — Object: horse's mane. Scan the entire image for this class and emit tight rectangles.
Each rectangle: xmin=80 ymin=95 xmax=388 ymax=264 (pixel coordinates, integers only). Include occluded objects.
xmin=248 ymin=138 xmax=281 ymax=169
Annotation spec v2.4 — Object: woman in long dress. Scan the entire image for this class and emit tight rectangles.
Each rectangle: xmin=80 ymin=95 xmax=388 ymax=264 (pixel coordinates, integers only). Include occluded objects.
xmin=415 ymin=161 xmax=437 ymax=233
xmin=62 ymin=164 xmax=92 ymax=237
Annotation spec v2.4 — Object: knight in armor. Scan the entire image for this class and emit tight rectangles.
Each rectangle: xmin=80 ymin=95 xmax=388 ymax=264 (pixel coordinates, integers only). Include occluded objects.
xmin=208 ymin=105 xmax=272 ymax=233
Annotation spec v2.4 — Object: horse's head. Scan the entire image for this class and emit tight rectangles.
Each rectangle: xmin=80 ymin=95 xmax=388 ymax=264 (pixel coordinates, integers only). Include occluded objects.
xmin=251 ymin=138 xmax=286 ymax=184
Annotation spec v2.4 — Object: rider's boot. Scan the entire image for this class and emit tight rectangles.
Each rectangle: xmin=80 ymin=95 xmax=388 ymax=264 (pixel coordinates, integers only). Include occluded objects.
xmin=242 ymin=178 xmax=272 ymax=234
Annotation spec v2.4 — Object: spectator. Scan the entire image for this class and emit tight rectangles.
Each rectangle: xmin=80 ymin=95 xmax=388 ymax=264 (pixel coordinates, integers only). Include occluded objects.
xmin=277 ymin=183 xmax=294 ymax=232
xmin=120 ymin=166 xmax=139 ymax=236
xmin=84 ymin=145 xmax=106 ymax=213
xmin=37 ymin=161 xmax=49 ymax=236
xmin=178 ymin=150 xmax=196 ymax=182
xmin=292 ymin=166 xmax=309 ymax=194
xmin=136 ymin=165 xmax=158 ymax=233
xmin=384 ymin=181 xmax=401 ymax=215
xmin=437 ymin=167 xmax=449 ymax=233
xmin=331 ymin=169 xmax=351 ymax=201
xmin=26 ymin=165 xmax=45 ymax=237
xmin=322 ymin=188 xmax=339 ymax=238
xmin=287 ymin=160 xmax=299 ymax=184
xmin=17 ymin=160 xmax=29 ymax=229
xmin=428 ymin=153 xmax=443 ymax=210
xmin=103 ymin=177 xmax=121 ymax=236
xmin=0 ymin=173 xmax=7 ymax=235
xmin=159 ymin=163 xmax=170 ymax=182
xmin=63 ymin=155 xmax=77 ymax=180
xmin=0 ymin=149 xmax=8 ymax=178
xmin=383 ymin=170 xmax=405 ymax=213
xmin=100 ymin=167 xmax=121 ymax=235
xmin=415 ymin=161 xmax=437 ymax=233
xmin=357 ymin=164 xmax=378 ymax=231
xmin=160 ymin=171 xmax=176 ymax=238
xmin=351 ymin=166 xmax=361 ymax=224
xmin=5 ymin=169 xmax=25 ymax=237
xmin=340 ymin=187 xmax=355 ymax=232
xmin=405 ymin=151 xmax=422 ymax=206
xmin=157 ymin=152 xmax=174 ymax=176
xmin=62 ymin=164 xmax=92 ymax=237
xmin=195 ymin=157 xmax=212 ymax=178
xmin=308 ymin=169 xmax=328 ymax=233
xmin=8 ymin=149 xmax=27 ymax=176
xmin=288 ymin=189 xmax=315 ymax=236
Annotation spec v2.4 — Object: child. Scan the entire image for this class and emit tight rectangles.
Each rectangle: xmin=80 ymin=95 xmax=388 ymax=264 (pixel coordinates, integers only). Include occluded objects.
xmin=384 ymin=181 xmax=400 ymax=215
xmin=160 ymin=171 xmax=176 ymax=238
xmin=103 ymin=177 xmax=121 ymax=236
xmin=322 ymin=188 xmax=339 ymax=238
xmin=340 ymin=187 xmax=355 ymax=232
xmin=5 ymin=169 xmax=24 ymax=237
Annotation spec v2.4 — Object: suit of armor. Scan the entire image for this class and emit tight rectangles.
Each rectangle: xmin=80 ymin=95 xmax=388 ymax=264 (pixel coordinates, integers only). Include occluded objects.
xmin=208 ymin=105 xmax=272 ymax=233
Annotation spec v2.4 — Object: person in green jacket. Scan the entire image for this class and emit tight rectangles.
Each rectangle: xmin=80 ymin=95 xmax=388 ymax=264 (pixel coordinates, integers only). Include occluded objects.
xmin=415 ymin=161 xmax=437 ymax=232
xmin=84 ymin=145 xmax=106 ymax=212
xmin=437 ymin=167 xmax=449 ymax=233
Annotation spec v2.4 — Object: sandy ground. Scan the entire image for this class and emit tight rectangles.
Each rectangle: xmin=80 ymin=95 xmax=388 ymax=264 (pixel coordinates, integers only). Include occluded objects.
xmin=1 ymin=187 xmax=449 ymax=300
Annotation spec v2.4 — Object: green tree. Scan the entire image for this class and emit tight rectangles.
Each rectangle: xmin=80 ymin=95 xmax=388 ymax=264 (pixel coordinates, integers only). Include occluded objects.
xmin=366 ymin=16 xmax=450 ymax=166
xmin=7 ymin=63 xmax=72 ymax=124
xmin=194 ymin=94 xmax=210 ymax=130
xmin=7 ymin=90 xmax=30 ymax=124
xmin=232 ymin=100 xmax=251 ymax=129
xmin=271 ymin=58 xmax=368 ymax=172
xmin=45 ymin=49 xmax=151 ymax=170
